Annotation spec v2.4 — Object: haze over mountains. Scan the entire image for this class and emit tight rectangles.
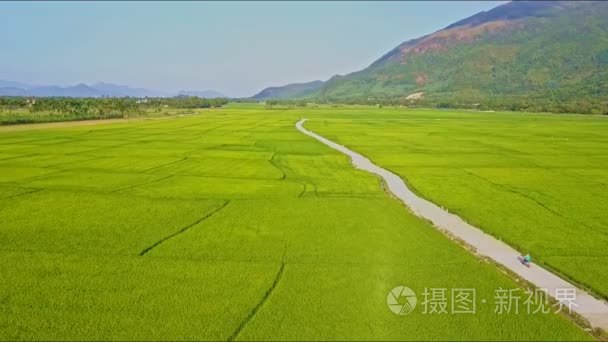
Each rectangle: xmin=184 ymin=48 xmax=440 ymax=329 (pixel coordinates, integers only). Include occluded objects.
xmin=0 ymin=80 xmax=225 ymax=98
xmin=177 ymin=90 xmax=225 ymax=98
xmin=254 ymin=1 xmax=608 ymax=105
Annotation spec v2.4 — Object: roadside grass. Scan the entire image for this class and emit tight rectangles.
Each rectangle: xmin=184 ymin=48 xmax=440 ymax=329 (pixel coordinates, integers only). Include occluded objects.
xmin=306 ymin=108 xmax=608 ymax=300
xmin=0 ymin=107 xmax=591 ymax=340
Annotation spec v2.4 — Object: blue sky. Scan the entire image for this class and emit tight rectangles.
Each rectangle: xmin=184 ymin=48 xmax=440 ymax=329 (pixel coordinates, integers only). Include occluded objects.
xmin=0 ymin=1 xmax=504 ymax=97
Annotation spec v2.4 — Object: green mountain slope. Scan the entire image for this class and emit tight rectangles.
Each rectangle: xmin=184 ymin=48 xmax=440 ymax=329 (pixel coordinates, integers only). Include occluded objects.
xmin=310 ymin=1 xmax=608 ymax=112
xmin=252 ymin=80 xmax=324 ymax=100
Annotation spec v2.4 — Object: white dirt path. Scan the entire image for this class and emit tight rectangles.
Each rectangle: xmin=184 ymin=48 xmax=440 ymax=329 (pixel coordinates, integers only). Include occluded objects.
xmin=296 ymin=118 xmax=608 ymax=332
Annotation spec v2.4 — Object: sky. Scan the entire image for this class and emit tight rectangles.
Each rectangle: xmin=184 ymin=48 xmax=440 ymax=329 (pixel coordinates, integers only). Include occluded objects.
xmin=0 ymin=1 xmax=505 ymax=97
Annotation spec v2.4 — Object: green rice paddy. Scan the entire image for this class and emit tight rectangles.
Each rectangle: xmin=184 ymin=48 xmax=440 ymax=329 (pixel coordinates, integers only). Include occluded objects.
xmin=307 ymin=108 xmax=608 ymax=301
xmin=0 ymin=106 xmax=595 ymax=340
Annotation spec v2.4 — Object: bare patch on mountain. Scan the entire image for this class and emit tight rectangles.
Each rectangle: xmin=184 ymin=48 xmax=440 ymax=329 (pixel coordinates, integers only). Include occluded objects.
xmin=398 ymin=20 xmax=522 ymax=63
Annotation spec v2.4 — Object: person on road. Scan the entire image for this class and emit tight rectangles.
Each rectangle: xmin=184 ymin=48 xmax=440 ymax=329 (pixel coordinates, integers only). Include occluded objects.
xmin=520 ymin=253 xmax=532 ymax=267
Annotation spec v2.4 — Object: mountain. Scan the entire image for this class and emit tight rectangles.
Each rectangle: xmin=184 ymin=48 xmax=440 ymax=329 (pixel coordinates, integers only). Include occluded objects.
xmin=252 ymin=80 xmax=324 ymax=100
xmin=91 ymin=82 xmax=167 ymax=97
xmin=0 ymin=80 xmax=225 ymax=99
xmin=0 ymin=81 xmax=168 ymax=98
xmin=0 ymin=80 xmax=36 ymax=90
xmin=29 ymin=84 xmax=100 ymax=98
xmin=307 ymin=1 xmax=608 ymax=107
xmin=178 ymin=90 xmax=225 ymax=98
xmin=0 ymin=83 xmax=102 ymax=97
xmin=0 ymin=87 xmax=28 ymax=96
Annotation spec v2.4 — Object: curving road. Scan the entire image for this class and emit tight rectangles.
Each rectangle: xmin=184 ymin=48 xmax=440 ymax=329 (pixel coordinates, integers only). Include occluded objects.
xmin=296 ymin=118 xmax=608 ymax=332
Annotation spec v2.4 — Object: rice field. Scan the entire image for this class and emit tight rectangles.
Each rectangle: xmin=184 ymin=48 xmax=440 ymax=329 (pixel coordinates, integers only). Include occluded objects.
xmin=0 ymin=106 xmax=592 ymax=340
xmin=306 ymin=107 xmax=608 ymax=302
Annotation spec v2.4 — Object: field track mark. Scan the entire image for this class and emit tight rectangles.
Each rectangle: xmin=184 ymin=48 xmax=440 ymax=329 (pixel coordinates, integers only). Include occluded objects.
xmin=3 ymin=188 xmax=43 ymax=200
xmin=269 ymin=152 xmax=286 ymax=180
xmin=228 ymin=247 xmax=287 ymax=341
xmin=548 ymin=166 xmax=608 ymax=189
xmin=111 ymin=174 xmax=175 ymax=193
xmin=460 ymin=169 xmax=605 ymax=236
xmin=4 ymin=169 xmax=65 ymax=185
xmin=63 ymin=141 xmax=139 ymax=156
xmin=48 ymin=156 xmax=108 ymax=169
xmin=295 ymin=118 xmax=608 ymax=332
xmin=139 ymin=200 xmax=230 ymax=256
xmin=296 ymin=181 xmax=309 ymax=198
xmin=140 ymin=157 xmax=188 ymax=173
xmin=137 ymin=122 xmax=207 ymax=137
xmin=0 ymin=153 xmax=38 ymax=162
xmin=459 ymin=169 xmax=564 ymax=218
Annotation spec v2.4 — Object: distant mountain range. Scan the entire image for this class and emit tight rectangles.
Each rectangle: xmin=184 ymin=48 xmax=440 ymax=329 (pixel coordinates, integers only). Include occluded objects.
xmin=177 ymin=90 xmax=225 ymax=98
xmin=252 ymin=80 xmax=324 ymax=100
xmin=252 ymin=1 xmax=608 ymax=105
xmin=0 ymin=80 xmax=225 ymax=98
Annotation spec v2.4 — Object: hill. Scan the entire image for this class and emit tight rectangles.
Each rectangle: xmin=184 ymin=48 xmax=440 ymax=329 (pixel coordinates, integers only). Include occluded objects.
xmin=307 ymin=1 xmax=608 ymax=113
xmin=0 ymin=81 xmax=168 ymax=98
xmin=252 ymin=80 xmax=324 ymax=100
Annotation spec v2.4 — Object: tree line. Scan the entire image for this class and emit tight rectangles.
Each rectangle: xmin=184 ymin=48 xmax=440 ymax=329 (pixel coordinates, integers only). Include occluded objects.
xmin=244 ymin=95 xmax=608 ymax=115
xmin=307 ymin=95 xmax=608 ymax=115
xmin=0 ymin=96 xmax=229 ymax=125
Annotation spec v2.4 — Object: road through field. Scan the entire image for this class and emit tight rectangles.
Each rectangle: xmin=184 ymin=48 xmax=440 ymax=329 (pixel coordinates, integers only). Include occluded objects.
xmin=296 ymin=118 xmax=608 ymax=332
